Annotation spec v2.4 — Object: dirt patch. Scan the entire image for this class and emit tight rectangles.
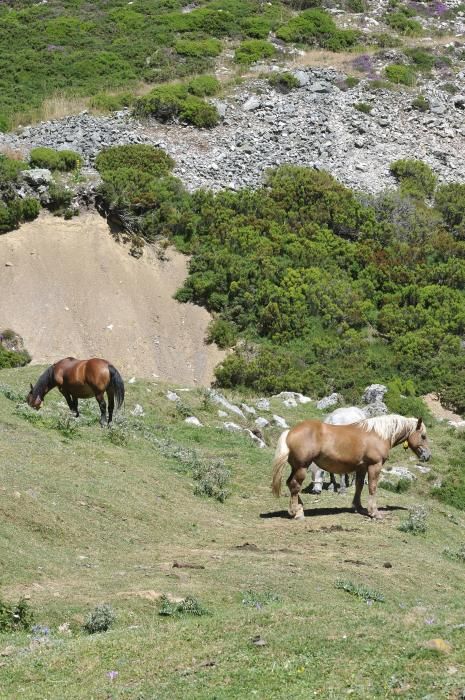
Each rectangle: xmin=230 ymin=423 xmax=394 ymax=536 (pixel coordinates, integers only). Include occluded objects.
xmin=423 ymin=393 xmax=463 ymax=424
xmin=0 ymin=212 xmax=225 ymax=384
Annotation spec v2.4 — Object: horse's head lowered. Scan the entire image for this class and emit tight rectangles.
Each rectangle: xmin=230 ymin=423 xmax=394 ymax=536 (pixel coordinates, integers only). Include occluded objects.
xmin=405 ymin=417 xmax=431 ymax=462
xmin=26 ymin=383 xmax=43 ymax=410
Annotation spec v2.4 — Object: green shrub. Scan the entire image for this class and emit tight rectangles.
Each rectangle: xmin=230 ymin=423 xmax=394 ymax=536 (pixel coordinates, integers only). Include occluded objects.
xmin=405 ymin=48 xmax=435 ymax=72
xmin=240 ymin=16 xmax=273 ymax=39
xmin=179 ymin=95 xmax=219 ymax=127
xmin=84 ymin=604 xmax=116 ymax=634
xmin=234 ymin=39 xmax=276 ymax=65
xmin=0 ymin=598 xmax=33 ymax=632
xmin=159 ymin=594 xmax=209 ymax=617
xmin=335 ymin=579 xmax=385 ymax=602
xmin=435 ymin=183 xmax=465 ymax=237
xmin=268 ymin=72 xmax=300 ymax=93
xmin=187 ymin=75 xmax=221 ymax=97
xmin=174 ymin=38 xmax=222 ymax=57
xmin=385 ymin=10 xmax=423 ymax=36
xmin=47 ymin=183 xmax=73 ymax=212
xmin=95 ymin=144 xmax=174 ymax=178
xmin=206 ymin=319 xmax=237 ymax=348
xmin=354 ymin=101 xmax=373 ymax=114
xmin=0 ymin=114 xmax=10 ymax=132
xmin=20 ymin=197 xmax=40 ymax=222
xmin=385 ymin=64 xmax=416 ymax=86
xmin=398 ymin=505 xmax=428 ymax=534
xmin=29 ymin=147 xmax=81 ymax=171
xmin=379 ymin=477 xmax=411 ymax=493
xmin=0 ymin=345 xmax=31 ymax=369
xmin=389 ymin=159 xmax=436 ymax=199
xmin=276 ymin=9 xmax=360 ymax=50
xmin=411 ymin=94 xmax=430 ymax=112
xmin=373 ymin=32 xmax=402 ymax=48
xmin=90 ymin=92 xmax=134 ymax=113
xmin=193 ymin=458 xmax=231 ymax=502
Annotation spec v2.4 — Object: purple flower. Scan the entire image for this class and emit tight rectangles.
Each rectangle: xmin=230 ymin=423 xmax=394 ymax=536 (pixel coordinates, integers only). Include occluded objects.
xmin=352 ymin=54 xmax=373 ymax=73
xmin=425 ymin=617 xmax=435 ymax=625
xmin=107 ymin=671 xmax=119 ymax=681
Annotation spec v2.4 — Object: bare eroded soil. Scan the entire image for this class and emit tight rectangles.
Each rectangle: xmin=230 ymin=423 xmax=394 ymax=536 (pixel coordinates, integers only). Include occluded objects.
xmin=0 ymin=212 xmax=225 ymax=384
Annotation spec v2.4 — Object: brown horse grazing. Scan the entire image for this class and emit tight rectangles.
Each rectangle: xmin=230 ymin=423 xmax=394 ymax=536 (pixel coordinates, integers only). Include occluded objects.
xmin=272 ymin=414 xmax=431 ymax=520
xmin=27 ymin=357 xmax=125 ymax=426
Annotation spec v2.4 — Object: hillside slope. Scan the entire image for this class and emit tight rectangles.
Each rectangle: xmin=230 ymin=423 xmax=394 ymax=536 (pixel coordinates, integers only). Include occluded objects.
xmin=0 ymin=212 xmax=224 ymax=384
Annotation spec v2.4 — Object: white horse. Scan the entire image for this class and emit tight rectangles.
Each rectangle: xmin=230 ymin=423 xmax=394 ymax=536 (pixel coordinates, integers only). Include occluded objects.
xmin=311 ymin=406 xmax=367 ymax=494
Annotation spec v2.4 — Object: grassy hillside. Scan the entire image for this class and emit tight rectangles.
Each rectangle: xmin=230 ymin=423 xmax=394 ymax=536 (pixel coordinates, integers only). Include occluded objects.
xmin=1 ymin=365 xmax=465 ymax=698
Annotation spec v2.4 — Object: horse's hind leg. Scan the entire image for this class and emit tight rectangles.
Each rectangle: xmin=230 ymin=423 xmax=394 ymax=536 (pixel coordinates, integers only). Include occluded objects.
xmin=107 ymin=389 xmax=115 ymax=425
xmin=286 ymin=464 xmax=307 ymax=520
xmin=95 ymin=393 xmax=108 ymax=427
xmin=352 ymin=468 xmax=367 ymax=514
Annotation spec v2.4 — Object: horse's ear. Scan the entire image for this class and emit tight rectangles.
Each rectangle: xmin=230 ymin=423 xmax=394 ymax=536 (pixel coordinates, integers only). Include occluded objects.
xmin=416 ymin=417 xmax=423 ymax=430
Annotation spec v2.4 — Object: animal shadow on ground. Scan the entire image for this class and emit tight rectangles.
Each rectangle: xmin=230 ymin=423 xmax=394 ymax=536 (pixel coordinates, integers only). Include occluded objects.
xmin=260 ymin=505 xmax=408 ymax=520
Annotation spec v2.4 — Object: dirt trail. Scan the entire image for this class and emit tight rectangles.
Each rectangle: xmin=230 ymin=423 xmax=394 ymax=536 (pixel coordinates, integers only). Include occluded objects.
xmin=0 ymin=212 xmax=225 ymax=384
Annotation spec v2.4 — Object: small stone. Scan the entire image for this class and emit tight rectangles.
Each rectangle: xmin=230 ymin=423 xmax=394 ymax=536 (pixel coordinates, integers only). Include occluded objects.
xmin=256 ymin=398 xmax=270 ymax=411
xmin=255 ymin=417 xmax=269 ymax=429
xmin=128 ymin=377 xmax=136 ymax=384
xmin=184 ymin=416 xmax=203 ymax=427
xmin=223 ymin=421 xmax=242 ymax=432
xmin=283 ymin=397 xmax=298 ymax=408
xmin=273 ymin=415 xmax=289 ymax=429
xmin=218 ymin=410 xmax=228 ymax=418
xmin=241 ymin=403 xmax=256 ymax=415
xmin=5 ymin=262 xmax=13 ymax=267
xmin=131 ymin=404 xmax=145 ymax=417
xmin=166 ymin=391 xmax=180 ymax=402
xmin=316 ymin=393 xmax=342 ymax=410
xmin=243 ymin=96 xmax=261 ymax=111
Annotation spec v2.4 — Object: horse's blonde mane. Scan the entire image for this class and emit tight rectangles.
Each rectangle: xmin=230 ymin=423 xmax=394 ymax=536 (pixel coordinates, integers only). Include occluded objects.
xmin=357 ymin=414 xmax=419 ymax=446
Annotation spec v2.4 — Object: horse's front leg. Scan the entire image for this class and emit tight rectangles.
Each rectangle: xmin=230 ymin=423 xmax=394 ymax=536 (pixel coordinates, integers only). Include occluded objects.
xmin=367 ymin=463 xmax=383 ymax=519
xmin=286 ymin=466 xmax=307 ymax=520
xmin=352 ymin=468 xmax=367 ymax=514
xmin=62 ymin=391 xmax=78 ymax=417
xmin=95 ymin=393 xmax=108 ymax=427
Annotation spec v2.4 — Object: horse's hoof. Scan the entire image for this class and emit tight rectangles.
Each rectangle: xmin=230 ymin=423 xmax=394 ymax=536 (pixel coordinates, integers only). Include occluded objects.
xmin=311 ymin=487 xmax=322 ymax=495
xmin=294 ymin=513 xmax=305 ymax=521
xmin=370 ymin=512 xmax=384 ymax=520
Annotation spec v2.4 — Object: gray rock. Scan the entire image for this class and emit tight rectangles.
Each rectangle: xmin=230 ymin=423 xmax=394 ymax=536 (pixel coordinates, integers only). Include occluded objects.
xmin=21 ymin=168 xmax=53 ymax=186
xmin=243 ymin=428 xmax=266 ymax=448
xmin=223 ymin=421 xmax=242 ymax=432
xmin=292 ymin=70 xmax=310 ymax=87
xmin=284 ymin=397 xmax=298 ymax=408
xmin=209 ymin=390 xmax=245 ymax=418
xmin=256 ymin=398 xmax=270 ymax=411
xmin=255 ymin=416 xmax=270 ymax=429
xmin=362 ymin=400 xmax=388 ymax=417
xmin=243 ymin=96 xmax=261 ymax=111
xmin=185 ymin=416 xmax=203 ymax=427
xmin=166 ymin=390 xmax=180 ymax=402
xmin=241 ymin=403 xmax=256 ymax=415
xmin=218 ymin=410 xmax=228 ymax=418
xmin=362 ymin=384 xmax=388 ymax=404
xmin=383 ymin=466 xmax=416 ymax=481
xmin=273 ymin=414 xmax=289 ymax=429
xmin=131 ymin=404 xmax=145 ymax=417
xmin=309 ymin=81 xmax=331 ymax=93
xmin=316 ymin=393 xmax=342 ymax=410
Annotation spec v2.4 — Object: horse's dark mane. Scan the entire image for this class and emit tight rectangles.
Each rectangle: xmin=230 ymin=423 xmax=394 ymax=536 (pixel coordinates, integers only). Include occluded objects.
xmin=32 ymin=365 xmax=55 ymax=398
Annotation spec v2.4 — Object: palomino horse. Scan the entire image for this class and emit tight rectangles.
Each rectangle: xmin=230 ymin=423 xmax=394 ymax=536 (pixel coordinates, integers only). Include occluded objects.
xmin=27 ymin=357 xmax=125 ymax=426
xmin=272 ymin=414 xmax=431 ymax=520
xmin=311 ymin=406 xmax=367 ymax=495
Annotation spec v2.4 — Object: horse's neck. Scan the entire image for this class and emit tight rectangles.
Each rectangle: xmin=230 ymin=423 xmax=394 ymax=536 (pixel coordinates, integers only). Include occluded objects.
xmin=391 ymin=419 xmax=417 ymax=447
xmin=34 ymin=369 xmax=56 ymax=399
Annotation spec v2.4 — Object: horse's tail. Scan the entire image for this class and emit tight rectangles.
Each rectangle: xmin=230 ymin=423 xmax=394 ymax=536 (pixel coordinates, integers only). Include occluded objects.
xmin=271 ymin=429 xmax=290 ymax=498
xmin=108 ymin=364 xmax=125 ymax=410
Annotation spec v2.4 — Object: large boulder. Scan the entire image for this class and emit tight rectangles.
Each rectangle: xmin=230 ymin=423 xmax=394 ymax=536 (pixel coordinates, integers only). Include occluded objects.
xmin=362 ymin=384 xmax=387 ymax=405
xmin=316 ymin=393 xmax=342 ymax=410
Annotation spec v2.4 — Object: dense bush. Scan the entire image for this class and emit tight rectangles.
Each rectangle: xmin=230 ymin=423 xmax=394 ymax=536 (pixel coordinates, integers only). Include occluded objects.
xmin=0 ymin=598 xmax=33 ymax=632
xmin=234 ymin=39 xmax=276 ymax=65
xmin=90 ymin=92 xmax=134 ymax=113
xmin=47 ymin=182 xmax=73 ymax=213
xmin=95 ymin=145 xmax=175 ymax=178
xmin=268 ymin=72 xmax=301 ymax=92
xmin=405 ymin=48 xmax=435 ymax=72
xmin=385 ymin=8 xmax=423 ymax=35
xmin=134 ymin=82 xmax=219 ymax=127
xmin=276 ymin=9 xmax=360 ymax=50
xmin=385 ymin=64 xmax=416 ymax=85
xmin=174 ymin=38 xmax=222 ymax=57
xmin=411 ymin=94 xmax=430 ymax=112
xmin=206 ymin=318 xmax=237 ymax=348
xmin=187 ymin=75 xmax=221 ymax=97
xmin=435 ymin=183 xmax=465 ymax=238
xmin=29 ymin=147 xmax=81 ymax=171
xmin=389 ymin=159 xmax=436 ymax=199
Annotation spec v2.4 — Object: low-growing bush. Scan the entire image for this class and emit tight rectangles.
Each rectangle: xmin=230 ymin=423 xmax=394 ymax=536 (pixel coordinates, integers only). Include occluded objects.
xmin=434 ymin=182 xmax=465 ymax=237
xmin=159 ymin=595 xmax=208 ymax=617
xmin=234 ymin=39 xmax=276 ymax=65
xmin=443 ymin=544 xmax=465 ymax=562
xmin=0 ymin=114 xmax=10 ymax=133
xmin=0 ymin=597 xmax=33 ymax=632
xmin=193 ymin=459 xmax=231 ymax=502
xmin=398 ymin=505 xmax=428 ymax=534
xmin=179 ymin=95 xmax=219 ymax=127
xmin=276 ymin=9 xmax=360 ymax=50
xmin=174 ymin=38 xmax=222 ymax=58
xmin=187 ymin=75 xmax=221 ymax=97
xmin=134 ymin=83 xmax=219 ymax=128
xmin=385 ymin=64 xmax=416 ymax=86
xmin=379 ymin=477 xmax=411 ymax=493
xmin=90 ymin=92 xmax=134 ymax=113
xmin=385 ymin=10 xmax=423 ymax=36
xmin=30 ymin=147 xmax=81 ymax=171
xmin=405 ymin=48 xmax=435 ymax=72
xmin=206 ymin=318 xmax=237 ymax=349
xmin=95 ymin=144 xmax=174 ymax=178
xmin=335 ymin=579 xmax=385 ymax=602
xmin=390 ymin=159 xmax=436 ymax=199
xmin=411 ymin=94 xmax=430 ymax=112
xmin=268 ymin=72 xmax=301 ymax=93
xmin=47 ymin=182 xmax=73 ymax=212
xmin=84 ymin=604 xmax=116 ymax=633
xmin=354 ymin=101 xmax=373 ymax=114
xmin=20 ymin=197 xmax=40 ymax=221
xmin=432 ymin=457 xmax=465 ymax=511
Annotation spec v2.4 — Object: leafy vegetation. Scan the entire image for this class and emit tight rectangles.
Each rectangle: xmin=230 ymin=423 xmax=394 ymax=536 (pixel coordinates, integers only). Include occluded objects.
xmin=276 ymin=8 xmax=360 ymax=50
xmin=385 ymin=63 xmax=416 ymax=86
xmin=0 ymin=598 xmax=33 ymax=632
xmin=389 ymin=159 xmax=437 ymax=199
xmin=234 ymin=39 xmax=276 ymax=64
xmin=335 ymin=579 xmax=385 ymax=602
xmin=29 ymin=147 xmax=81 ymax=172
xmin=83 ymin=604 xmax=116 ymax=634
xmin=267 ymin=71 xmax=301 ymax=92
xmin=133 ymin=80 xmax=220 ymax=128
xmin=384 ymin=5 xmax=423 ymax=36
xmin=398 ymin=504 xmax=429 ymax=534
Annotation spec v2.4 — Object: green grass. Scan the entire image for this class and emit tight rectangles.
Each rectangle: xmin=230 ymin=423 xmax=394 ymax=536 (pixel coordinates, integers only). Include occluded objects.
xmin=1 ymin=365 xmax=465 ymax=698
